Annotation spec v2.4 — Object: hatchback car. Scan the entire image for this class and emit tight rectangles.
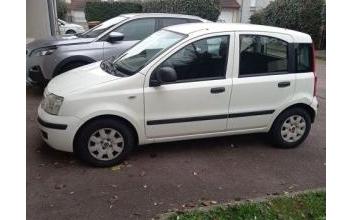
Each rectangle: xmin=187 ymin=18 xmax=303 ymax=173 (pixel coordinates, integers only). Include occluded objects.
xmin=38 ymin=23 xmax=318 ymax=167
xmin=26 ymin=13 xmax=209 ymax=85
xmin=57 ymin=19 xmax=85 ymax=35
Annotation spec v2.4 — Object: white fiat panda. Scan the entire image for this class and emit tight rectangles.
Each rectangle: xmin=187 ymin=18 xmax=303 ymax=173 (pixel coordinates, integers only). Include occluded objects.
xmin=38 ymin=23 xmax=318 ymax=167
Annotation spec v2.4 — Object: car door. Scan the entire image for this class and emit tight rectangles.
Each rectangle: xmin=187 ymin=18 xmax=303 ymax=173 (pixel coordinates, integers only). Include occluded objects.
xmin=102 ymin=18 xmax=157 ymax=59
xmin=227 ymin=32 xmax=295 ymax=131
xmin=144 ymin=33 xmax=234 ymax=138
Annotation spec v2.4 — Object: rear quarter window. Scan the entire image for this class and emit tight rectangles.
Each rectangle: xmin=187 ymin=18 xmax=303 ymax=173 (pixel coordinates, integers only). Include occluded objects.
xmin=296 ymin=44 xmax=313 ymax=72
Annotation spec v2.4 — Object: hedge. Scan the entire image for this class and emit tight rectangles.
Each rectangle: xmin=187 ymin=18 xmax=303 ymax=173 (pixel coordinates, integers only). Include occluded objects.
xmin=142 ymin=0 xmax=220 ymax=22
xmin=250 ymin=0 xmax=325 ymax=48
xmin=85 ymin=1 xmax=142 ymax=22
xmin=57 ymin=0 xmax=68 ymax=20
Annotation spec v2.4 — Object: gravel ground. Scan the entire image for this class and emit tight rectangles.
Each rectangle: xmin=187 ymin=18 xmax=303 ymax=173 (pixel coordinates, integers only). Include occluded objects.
xmin=26 ymin=59 xmax=326 ymax=220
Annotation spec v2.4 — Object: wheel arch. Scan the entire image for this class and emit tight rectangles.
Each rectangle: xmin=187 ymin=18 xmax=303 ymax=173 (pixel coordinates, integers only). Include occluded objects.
xmin=53 ymin=55 xmax=96 ymax=77
xmin=270 ymin=103 xmax=316 ymax=131
xmin=65 ymin=29 xmax=76 ymax=34
xmin=73 ymin=114 xmax=139 ymax=154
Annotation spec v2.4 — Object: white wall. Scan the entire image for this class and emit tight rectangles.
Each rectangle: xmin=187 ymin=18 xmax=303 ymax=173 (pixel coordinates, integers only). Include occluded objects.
xmin=26 ymin=0 xmax=52 ymax=39
xmin=218 ymin=8 xmax=240 ymax=23
xmin=240 ymin=0 xmax=274 ymax=23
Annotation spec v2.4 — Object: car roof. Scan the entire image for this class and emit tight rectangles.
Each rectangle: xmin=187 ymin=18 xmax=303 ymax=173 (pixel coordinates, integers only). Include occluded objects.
xmin=164 ymin=23 xmax=312 ymax=43
xmin=120 ymin=13 xmax=210 ymax=22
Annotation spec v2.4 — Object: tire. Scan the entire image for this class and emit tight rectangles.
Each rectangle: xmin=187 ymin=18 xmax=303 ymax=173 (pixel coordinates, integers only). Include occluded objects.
xmin=74 ymin=118 xmax=136 ymax=167
xmin=57 ymin=61 xmax=88 ymax=75
xmin=65 ymin=30 xmax=76 ymax=34
xmin=270 ymin=107 xmax=311 ymax=148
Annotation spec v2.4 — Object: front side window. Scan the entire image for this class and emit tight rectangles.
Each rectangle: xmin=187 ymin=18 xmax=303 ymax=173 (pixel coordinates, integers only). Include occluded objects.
xmin=296 ymin=44 xmax=313 ymax=72
xmin=158 ymin=35 xmax=229 ymax=82
xmin=114 ymin=18 xmax=156 ymax=41
xmin=112 ymin=30 xmax=186 ymax=75
xmin=239 ymin=35 xmax=288 ymax=76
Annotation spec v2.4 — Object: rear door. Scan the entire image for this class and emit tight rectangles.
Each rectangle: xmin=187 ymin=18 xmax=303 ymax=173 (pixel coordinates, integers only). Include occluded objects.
xmin=102 ymin=18 xmax=157 ymax=59
xmin=228 ymin=32 xmax=295 ymax=130
xmin=144 ymin=33 xmax=235 ymax=138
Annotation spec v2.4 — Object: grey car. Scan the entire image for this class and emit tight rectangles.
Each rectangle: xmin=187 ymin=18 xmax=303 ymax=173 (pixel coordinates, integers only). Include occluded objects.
xmin=26 ymin=13 xmax=209 ymax=85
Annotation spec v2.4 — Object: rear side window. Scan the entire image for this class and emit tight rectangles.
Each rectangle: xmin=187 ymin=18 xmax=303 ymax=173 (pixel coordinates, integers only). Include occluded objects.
xmin=239 ymin=35 xmax=288 ymax=76
xmin=114 ymin=18 xmax=156 ymax=41
xmin=296 ymin=44 xmax=313 ymax=72
xmin=187 ymin=19 xmax=202 ymax=23
xmin=160 ymin=18 xmax=188 ymax=28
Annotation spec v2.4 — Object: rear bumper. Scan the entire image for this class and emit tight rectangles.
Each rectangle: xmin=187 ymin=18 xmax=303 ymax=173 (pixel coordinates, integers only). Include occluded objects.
xmin=310 ymin=96 xmax=319 ymax=122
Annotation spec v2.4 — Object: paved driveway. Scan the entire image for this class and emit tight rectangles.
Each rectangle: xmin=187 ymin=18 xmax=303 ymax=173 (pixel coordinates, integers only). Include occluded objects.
xmin=27 ymin=60 xmax=326 ymax=219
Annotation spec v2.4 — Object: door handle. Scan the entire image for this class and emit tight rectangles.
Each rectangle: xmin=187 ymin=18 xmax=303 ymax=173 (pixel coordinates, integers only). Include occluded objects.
xmin=210 ymin=87 xmax=225 ymax=94
xmin=278 ymin=81 xmax=291 ymax=88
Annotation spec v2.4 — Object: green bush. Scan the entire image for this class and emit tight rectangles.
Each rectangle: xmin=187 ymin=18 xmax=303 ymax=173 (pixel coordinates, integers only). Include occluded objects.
xmin=250 ymin=0 xmax=325 ymax=47
xmin=142 ymin=0 xmax=221 ymax=22
xmin=57 ymin=0 xmax=68 ymax=20
xmin=85 ymin=1 xmax=142 ymax=22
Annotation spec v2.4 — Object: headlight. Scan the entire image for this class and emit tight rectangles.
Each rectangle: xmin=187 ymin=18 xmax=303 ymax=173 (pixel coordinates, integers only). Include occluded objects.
xmin=31 ymin=46 xmax=57 ymax=56
xmin=41 ymin=93 xmax=64 ymax=115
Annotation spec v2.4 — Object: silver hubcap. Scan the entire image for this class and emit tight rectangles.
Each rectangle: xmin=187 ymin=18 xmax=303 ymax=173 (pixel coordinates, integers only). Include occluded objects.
xmin=281 ymin=115 xmax=306 ymax=143
xmin=88 ymin=128 xmax=124 ymax=161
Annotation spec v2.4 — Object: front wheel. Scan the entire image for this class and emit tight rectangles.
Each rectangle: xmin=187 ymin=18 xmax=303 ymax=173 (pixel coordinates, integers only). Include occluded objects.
xmin=74 ymin=118 xmax=136 ymax=167
xmin=270 ymin=108 xmax=311 ymax=148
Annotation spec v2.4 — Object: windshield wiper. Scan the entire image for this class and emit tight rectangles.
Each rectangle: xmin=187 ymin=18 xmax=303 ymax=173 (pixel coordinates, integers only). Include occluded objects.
xmin=101 ymin=58 xmax=128 ymax=77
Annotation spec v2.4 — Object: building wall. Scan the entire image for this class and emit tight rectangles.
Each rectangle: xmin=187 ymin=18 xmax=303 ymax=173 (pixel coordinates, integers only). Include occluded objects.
xmin=239 ymin=0 xmax=274 ymax=23
xmin=218 ymin=8 xmax=240 ymax=23
xmin=26 ymin=0 xmax=52 ymax=39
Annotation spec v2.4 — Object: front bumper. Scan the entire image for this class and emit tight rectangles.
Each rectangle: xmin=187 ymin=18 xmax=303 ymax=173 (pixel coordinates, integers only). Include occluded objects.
xmin=26 ymin=53 xmax=56 ymax=84
xmin=37 ymin=105 xmax=81 ymax=152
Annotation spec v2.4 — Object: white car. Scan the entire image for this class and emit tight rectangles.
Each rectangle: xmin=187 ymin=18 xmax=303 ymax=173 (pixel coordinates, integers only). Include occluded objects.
xmin=38 ymin=23 xmax=318 ymax=167
xmin=58 ymin=19 xmax=85 ymax=35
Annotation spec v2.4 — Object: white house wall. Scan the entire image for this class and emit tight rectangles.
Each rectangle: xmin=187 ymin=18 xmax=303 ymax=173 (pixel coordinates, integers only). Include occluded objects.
xmin=218 ymin=8 xmax=239 ymax=23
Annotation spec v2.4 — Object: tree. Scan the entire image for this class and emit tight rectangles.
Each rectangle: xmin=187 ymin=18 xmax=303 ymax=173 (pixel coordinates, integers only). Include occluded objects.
xmin=57 ymin=0 xmax=68 ymax=20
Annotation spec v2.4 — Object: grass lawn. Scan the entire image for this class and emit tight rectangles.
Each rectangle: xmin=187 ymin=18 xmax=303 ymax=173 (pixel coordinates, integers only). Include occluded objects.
xmin=168 ymin=190 xmax=325 ymax=220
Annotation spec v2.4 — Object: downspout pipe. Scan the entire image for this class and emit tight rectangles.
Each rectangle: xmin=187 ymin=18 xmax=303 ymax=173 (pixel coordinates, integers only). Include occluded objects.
xmin=47 ymin=0 xmax=58 ymax=36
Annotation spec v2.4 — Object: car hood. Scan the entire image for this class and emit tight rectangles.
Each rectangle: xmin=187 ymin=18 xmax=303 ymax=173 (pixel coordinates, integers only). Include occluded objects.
xmin=26 ymin=35 xmax=94 ymax=52
xmin=47 ymin=62 xmax=120 ymax=96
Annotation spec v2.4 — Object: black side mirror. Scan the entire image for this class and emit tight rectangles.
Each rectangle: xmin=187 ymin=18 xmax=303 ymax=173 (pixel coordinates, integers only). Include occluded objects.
xmin=150 ymin=67 xmax=177 ymax=87
xmin=107 ymin=32 xmax=124 ymax=43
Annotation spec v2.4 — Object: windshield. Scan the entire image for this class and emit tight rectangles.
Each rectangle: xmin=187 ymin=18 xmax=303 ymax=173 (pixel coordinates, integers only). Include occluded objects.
xmin=79 ymin=16 xmax=127 ymax=38
xmin=112 ymin=30 xmax=186 ymax=75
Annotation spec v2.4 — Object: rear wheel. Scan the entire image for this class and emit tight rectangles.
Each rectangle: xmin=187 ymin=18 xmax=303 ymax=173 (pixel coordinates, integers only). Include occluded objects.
xmin=270 ymin=108 xmax=311 ymax=148
xmin=74 ymin=118 xmax=136 ymax=167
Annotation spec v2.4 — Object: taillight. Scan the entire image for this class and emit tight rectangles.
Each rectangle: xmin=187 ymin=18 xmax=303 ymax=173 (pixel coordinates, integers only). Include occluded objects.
xmin=312 ymin=43 xmax=317 ymax=96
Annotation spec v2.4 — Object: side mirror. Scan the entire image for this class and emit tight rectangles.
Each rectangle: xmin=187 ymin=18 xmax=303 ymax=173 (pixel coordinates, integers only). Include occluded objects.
xmin=107 ymin=32 xmax=124 ymax=43
xmin=150 ymin=67 xmax=177 ymax=87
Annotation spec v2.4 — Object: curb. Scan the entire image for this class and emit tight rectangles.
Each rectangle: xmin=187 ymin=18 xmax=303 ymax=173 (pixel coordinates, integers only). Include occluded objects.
xmin=155 ymin=188 xmax=326 ymax=220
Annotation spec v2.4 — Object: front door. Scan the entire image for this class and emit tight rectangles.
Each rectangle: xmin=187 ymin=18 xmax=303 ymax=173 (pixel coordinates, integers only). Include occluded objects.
xmin=228 ymin=32 xmax=295 ymax=130
xmin=103 ymin=18 xmax=157 ymax=59
xmin=144 ymin=33 xmax=234 ymax=138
